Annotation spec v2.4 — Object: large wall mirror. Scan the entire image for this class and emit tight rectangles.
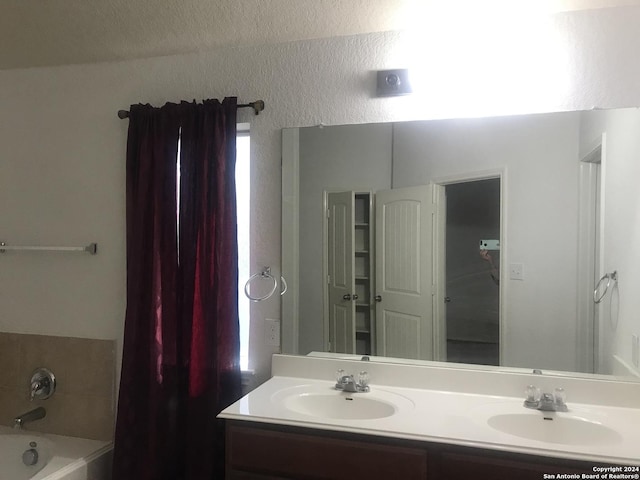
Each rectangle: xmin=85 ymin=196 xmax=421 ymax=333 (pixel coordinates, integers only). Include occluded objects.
xmin=281 ymin=107 xmax=640 ymax=382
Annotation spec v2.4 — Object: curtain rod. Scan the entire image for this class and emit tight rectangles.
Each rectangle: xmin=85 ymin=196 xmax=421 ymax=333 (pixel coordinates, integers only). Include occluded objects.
xmin=117 ymin=100 xmax=265 ymax=119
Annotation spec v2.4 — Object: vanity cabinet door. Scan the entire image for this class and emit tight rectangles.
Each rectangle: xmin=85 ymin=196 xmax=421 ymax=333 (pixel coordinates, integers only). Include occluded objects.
xmin=433 ymin=450 xmax=592 ymax=480
xmin=226 ymin=422 xmax=428 ymax=480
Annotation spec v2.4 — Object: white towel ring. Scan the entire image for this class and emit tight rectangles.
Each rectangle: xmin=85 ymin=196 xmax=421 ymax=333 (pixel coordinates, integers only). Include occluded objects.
xmin=593 ymin=270 xmax=617 ymax=304
xmin=244 ymin=266 xmax=278 ymax=302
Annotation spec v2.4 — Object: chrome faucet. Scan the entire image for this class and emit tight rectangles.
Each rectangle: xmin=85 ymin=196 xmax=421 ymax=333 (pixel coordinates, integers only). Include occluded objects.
xmin=30 ymin=368 xmax=56 ymax=401
xmin=13 ymin=407 xmax=46 ymax=429
xmin=335 ymin=370 xmax=370 ymax=393
xmin=523 ymin=385 xmax=568 ymax=412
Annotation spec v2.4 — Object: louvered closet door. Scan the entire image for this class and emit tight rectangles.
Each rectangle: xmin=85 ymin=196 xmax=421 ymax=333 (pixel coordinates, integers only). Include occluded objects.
xmin=375 ymin=186 xmax=434 ymax=360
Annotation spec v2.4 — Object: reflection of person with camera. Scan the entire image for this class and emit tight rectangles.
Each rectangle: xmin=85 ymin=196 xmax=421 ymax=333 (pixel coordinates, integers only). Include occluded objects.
xmin=480 ymin=249 xmax=499 ymax=286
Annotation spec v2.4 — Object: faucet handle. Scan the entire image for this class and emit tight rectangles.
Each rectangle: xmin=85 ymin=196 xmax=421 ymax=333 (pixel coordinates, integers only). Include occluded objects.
xmin=358 ymin=371 xmax=369 ymax=387
xmin=554 ymin=387 xmax=566 ymax=406
xmin=30 ymin=368 xmax=56 ymax=401
xmin=524 ymin=385 xmax=540 ymax=407
xmin=335 ymin=369 xmax=345 ymax=383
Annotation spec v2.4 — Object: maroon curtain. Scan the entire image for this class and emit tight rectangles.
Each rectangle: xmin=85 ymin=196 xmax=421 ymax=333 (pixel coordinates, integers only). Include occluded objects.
xmin=112 ymin=98 xmax=242 ymax=480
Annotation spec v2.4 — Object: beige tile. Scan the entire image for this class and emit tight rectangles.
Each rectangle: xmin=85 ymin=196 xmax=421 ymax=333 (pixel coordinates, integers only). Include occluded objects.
xmin=2 ymin=333 xmax=115 ymax=440
xmin=0 ymin=385 xmax=60 ymax=431
xmin=58 ymin=393 xmax=114 ymax=440
xmin=19 ymin=333 xmax=70 ymax=395
xmin=0 ymin=386 xmax=24 ymax=426
xmin=20 ymin=395 xmax=66 ymax=435
xmin=0 ymin=333 xmax=21 ymax=388
xmin=65 ymin=338 xmax=115 ymax=398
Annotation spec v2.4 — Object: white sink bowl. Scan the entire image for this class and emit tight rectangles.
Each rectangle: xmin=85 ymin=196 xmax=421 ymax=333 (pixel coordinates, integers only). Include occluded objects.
xmin=272 ymin=384 xmax=414 ymax=420
xmin=486 ymin=411 xmax=623 ymax=446
xmin=286 ymin=394 xmax=397 ymax=419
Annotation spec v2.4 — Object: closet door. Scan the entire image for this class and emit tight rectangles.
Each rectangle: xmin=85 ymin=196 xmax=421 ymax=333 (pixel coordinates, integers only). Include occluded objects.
xmin=327 ymin=191 xmax=355 ymax=353
xmin=375 ymin=185 xmax=434 ymax=360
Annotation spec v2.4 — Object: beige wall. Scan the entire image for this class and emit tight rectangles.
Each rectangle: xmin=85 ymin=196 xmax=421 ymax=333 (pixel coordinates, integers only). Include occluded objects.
xmin=1 ymin=6 xmax=640 ymax=393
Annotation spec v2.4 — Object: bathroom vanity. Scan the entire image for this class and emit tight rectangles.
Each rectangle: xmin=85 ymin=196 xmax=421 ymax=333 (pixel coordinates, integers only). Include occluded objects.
xmin=225 ymin=421 xmax=608 ymax=479
xmin=219 ymin=355 xmax=640 ymax=479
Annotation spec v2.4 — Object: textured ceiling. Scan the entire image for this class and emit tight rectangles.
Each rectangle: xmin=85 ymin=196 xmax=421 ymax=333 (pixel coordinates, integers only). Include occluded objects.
xmin=2 ymin=0 xmax=640 ymax=70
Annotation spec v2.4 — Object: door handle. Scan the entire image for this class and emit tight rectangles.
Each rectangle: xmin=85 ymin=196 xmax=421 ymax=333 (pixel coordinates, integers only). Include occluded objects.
xmin=343 ymin=294 xmax=351 ymax=300
xmin=374 ymin=295 xmax=382 ymax=302
xmin=444 ymin=296 xmax=451 ymax=303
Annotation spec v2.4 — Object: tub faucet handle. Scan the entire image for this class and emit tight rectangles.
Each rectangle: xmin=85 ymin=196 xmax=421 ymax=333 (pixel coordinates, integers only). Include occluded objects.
xmin=29 ymin=368 xmax=56 ymax=401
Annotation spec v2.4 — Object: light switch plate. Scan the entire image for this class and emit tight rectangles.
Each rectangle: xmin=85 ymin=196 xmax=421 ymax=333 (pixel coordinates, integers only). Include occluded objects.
xmin=509 ymin=263 xmax=524 ymax=281
xmin=479 ymin=239 xmax=500 ymax=250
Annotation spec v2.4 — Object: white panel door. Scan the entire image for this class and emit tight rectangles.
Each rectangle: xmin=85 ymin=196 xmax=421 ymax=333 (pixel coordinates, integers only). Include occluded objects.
xmin=375 ymin=186 xmax=433 ymax=359
xmin=327 ymin=191 xmax=355 ymax=353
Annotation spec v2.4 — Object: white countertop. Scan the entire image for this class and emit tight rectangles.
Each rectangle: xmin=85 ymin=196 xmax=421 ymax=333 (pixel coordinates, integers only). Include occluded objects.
xmin=219 ymin=355 xmax=640 ymax=465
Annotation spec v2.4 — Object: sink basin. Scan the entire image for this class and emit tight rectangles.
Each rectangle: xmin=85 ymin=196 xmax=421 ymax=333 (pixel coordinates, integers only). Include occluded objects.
xmin=487 ymin=413 xmax=623 ymax=446
xmin=285 ymin=394 xmax=396 ymax=419
xmin=272 ymin=384 xmax=414 ymax=420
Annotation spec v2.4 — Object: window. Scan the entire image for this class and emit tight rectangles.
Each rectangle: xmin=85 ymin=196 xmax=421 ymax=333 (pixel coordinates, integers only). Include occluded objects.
xmin=236 ymin=126 xmax=250 ymax=371
xmin=177 ymin=126 xmax=251 ymax=371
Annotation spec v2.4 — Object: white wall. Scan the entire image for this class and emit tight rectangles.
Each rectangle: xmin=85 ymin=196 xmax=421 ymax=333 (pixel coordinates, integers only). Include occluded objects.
xmin=393 ymin=113 xmax=582 ymax=371
xmin=580 ymin=108 xmax=640 ymax=376
xmin=2 ymin=5 xmax=640 ymax=387
xmin=297 ymin=124 xmax=392 ymax=354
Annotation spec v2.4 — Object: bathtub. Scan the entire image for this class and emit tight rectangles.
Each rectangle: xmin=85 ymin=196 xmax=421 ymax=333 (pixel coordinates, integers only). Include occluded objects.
xmin=0 ymin=426 xmax=112 ymax=480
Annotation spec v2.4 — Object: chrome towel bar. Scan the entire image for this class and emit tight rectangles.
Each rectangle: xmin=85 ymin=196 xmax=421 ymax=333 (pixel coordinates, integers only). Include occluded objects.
xmin=0 ymin=242 xmax=97 ymax=255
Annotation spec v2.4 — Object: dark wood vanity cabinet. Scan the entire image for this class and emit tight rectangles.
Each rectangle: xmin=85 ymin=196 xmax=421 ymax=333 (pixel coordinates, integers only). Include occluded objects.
xmin=225 ymin=421 xmax=616 ymax=480
xmin=225 ymin=422 xmax=427 ymax=479
xmin=431 ymin=449 xmax=594 ymax=480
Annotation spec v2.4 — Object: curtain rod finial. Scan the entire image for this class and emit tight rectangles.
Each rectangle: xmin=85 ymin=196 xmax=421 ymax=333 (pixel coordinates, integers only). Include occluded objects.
xmin=251 ymin=100 xmax=265 ymax=115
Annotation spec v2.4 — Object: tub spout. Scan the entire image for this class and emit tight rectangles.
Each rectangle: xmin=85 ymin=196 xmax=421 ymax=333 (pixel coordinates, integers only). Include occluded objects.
xmin=13 ymin=407 xmax=46 ymax=429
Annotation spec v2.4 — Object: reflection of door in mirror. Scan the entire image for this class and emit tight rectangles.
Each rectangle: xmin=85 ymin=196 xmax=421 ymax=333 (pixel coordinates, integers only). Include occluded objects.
xmin=326 ymin=191 xmax=374 ymax=355
xmin=326 ymin=186 xmax=434 ymax=359
xmin=325 ymin=181 xmax=501 ymax=364
xmin=375 ymin=186 xmax=433 ymax=360
xmin=445 ymin=179 xmax=501 ymax=366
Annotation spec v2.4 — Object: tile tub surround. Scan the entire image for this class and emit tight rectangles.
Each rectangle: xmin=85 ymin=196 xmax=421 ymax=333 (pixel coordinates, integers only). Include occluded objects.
xmin=219 ymin=354 xmax=640 ymax=466
xmin=0 ymin=332 xmax=115 ymax=440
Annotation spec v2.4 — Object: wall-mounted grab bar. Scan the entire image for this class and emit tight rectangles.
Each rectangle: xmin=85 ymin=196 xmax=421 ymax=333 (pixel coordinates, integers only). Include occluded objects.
xmin=0 ymin=242 xmax=97 ymax=255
